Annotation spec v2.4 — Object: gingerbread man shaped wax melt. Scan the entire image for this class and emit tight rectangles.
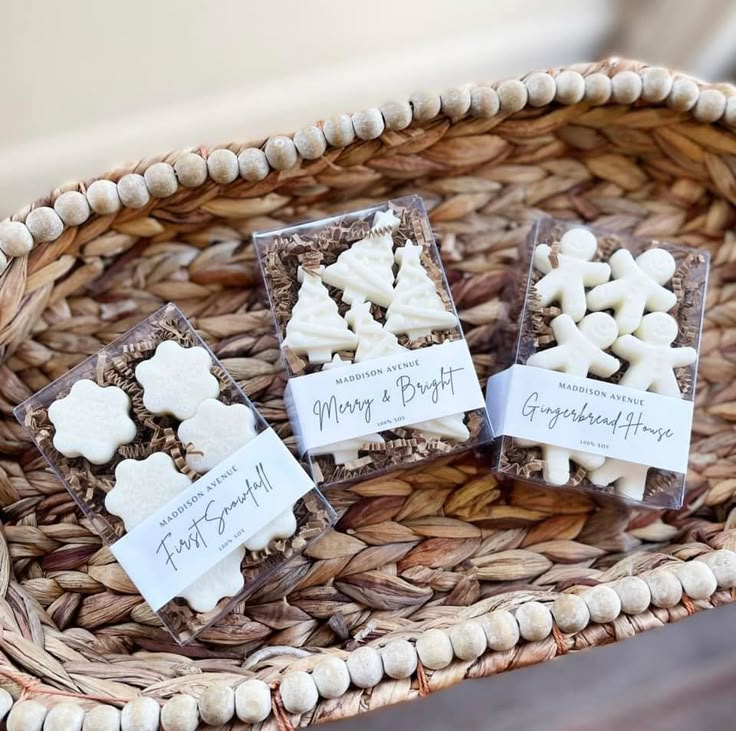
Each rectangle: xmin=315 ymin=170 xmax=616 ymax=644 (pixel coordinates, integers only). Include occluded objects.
xmin=527 ymin=313 xmax=620 ymax=378
xmin=587 ymin=248 xmax=678 ymax=334
xmin=533 ymin=227 xmax=611 ymax=322
xmin=613 ymin=312 xmax=697 ymax=397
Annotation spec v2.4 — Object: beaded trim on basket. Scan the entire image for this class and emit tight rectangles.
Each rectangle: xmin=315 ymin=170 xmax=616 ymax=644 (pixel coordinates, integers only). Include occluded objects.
xmin=2 ymin=552 xmax=734 ymax=729
xmin=1 ymin=65 xmax=735 ymax=270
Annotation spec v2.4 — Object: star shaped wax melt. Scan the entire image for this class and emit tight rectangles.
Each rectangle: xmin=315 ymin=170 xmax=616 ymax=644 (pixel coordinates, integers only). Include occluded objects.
xmin=48 ymin=379 xmax=137 ymax=464
xmin=177 ymin=399 xmax=258 ymax=474
xmin=105 ymin=451 xmax=245 ymax=613
xmin=135 ymin=340 xmax=220 ymax=420
xmin=105 ymin=452 xmax=192 ymax=530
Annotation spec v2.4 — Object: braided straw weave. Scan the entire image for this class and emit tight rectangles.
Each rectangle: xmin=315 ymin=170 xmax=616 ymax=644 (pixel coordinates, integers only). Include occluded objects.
xmin=1 ymin=58 xmax=736 ymax=729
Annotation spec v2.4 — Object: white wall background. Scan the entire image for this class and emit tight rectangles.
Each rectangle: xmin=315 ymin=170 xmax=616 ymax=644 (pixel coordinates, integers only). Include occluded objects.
xmin=1 ymin=0 xmax=734 ymax=217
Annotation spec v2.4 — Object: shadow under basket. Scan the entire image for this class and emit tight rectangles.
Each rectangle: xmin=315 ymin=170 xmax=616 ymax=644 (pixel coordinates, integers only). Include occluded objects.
xmin=0 ymin=59 xmax=735 ymax=729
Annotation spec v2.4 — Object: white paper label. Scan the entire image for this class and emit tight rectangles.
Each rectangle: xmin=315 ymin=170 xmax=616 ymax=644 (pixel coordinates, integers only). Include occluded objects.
xmin=110 ymin=428 xmax=316 ymax=611
xmin=487 ymin=365 xmax=694 ymax=474
xmin=286 ymin=340 xmax=485 ymax=452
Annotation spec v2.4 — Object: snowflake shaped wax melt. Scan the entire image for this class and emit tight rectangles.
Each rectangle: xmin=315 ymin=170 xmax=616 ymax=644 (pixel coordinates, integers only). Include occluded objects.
xmin=105 ymin=452 xmax=192 ymax=530
xmin=135 ymin=340 xmax=220 ymax=420
xmin=515 ymin=439 xmax=605 ymax=486
xmin=245 ymin=509 xmax=297 ymax=551
xmin=48 ymin=379 xmax=136 ymax=464
xmin=178 ymin=399 xmax=258 ymax=473
xmin=105 ymin=451 xmax=245 ymax=612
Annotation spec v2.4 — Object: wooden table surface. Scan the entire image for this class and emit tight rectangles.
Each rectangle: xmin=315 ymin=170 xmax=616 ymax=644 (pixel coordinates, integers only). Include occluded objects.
xmin=331 ymin=604 xmax=736 ymax=731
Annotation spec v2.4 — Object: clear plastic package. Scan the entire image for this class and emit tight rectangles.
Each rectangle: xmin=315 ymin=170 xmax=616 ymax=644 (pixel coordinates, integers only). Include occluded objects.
xmin=254 ymin=195 xmax=492 ymax=487
xmin=487 ymin=218 xmax=709 ymax=509
xmin=15 ymin=303 xmax=335 ymax=644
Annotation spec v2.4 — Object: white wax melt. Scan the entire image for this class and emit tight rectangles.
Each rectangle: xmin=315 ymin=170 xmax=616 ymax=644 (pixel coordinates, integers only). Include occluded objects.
xmin=135 ymin=340 xmax=219 ymax=420
xmin=311 ymin=434 xmax=386 ymax=465
xmin=178 ymin=399 xmax=257 ymax=473
xmin=105 ymin=451 xmax=245 ymax=612
xmin=48 ymin=379 xmax=136 ymax=464
xmin=587 ymin=248 xmax=677 ymax=334
xmin=282 ymin=267 xmax=358 ymax=364
xmin=516 ymin=439 xmax=605 ymax=485
xmin=244 ymin=509 xmax=298 ymax=552
xmin=613 ymin=312 xmax=696 ymax=397
xmin=411 ymin=414 xmax=469 ymax=442
xmin=534 ymin=228 xmax=611 ymax=321
xmin=385 ymin=240 xmax=458 ymax=340
xmin=346 ymin=300 xmax=405 ymax=362
xmin=322 ymin=209 xmax=399 ymax=307
xmin=588 ymin=458 xmax=650 ymax=501
xmin=527 ymin=313 xmax=620 ymax=378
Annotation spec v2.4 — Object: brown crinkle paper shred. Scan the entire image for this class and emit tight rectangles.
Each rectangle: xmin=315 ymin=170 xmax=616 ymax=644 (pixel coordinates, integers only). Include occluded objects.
xmin=257 ymin=197 xmax=488 ymax=486
xmin=17 ymin=304 xmax=333 ymax=643
xmin=499 ymin=219 xmax=708 ymax=509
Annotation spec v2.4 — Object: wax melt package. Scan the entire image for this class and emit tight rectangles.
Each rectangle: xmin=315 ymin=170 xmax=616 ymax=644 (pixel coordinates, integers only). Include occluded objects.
xmin=15 ymin=303 xmax=335 ymax=644
xmin=487 ymin=218 xmax=709 ymax=509
xmin=254 ymin=195 xmax=492 ymax=487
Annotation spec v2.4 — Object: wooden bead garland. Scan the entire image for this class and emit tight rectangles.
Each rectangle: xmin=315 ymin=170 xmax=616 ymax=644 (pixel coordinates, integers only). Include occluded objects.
xmin=294 ymin=125 xmax=327 ymax=160
xmin=551 ymin=593 xmax=590 ymax=633
xmin=144 ymin=162 xmax=178 ymax=198
xmin=238 ymin=148 xmax=270 ymax=181
xmin=312 ymin=656 xmax=351 ymax=699
xmin=7 ymin=700 xmax=47 ymax=731
xmin=497 ymin=79 xmax=527 ymax=113
xmin=346 ymin=645 xmax=384 ymax=688
xmin=584 ymin=72 xmax=612 ymax=105
xmin=641 ymin=66 xmax=673 ymax=102
xmin=409 ymin=90 xmax=441 ymax=122
xmin=174 ymin=153 xmax=208 ymax=187
xmin=449 ymin=621 xmax=487 ymax=661
xmin=235 ymin=679 xmax=271 ymax=723
xmin=645 ymin=570 xmax=682 ymax=608
xmin=43 ymin=702 xmax=85 ymax=731
xmin=584 ymin=585 xmax=622 ymax=623
xmin=694 ymin=88 xmax=726 ymax=122
xmin=86 ymin=179 xmax=121 ymax=214
xmin=440 ymin=87 xmax=471 ymax=120
xmin=699 ymin=549 xmax=736 ymax=587
xmin=0 ymin=689 xmax=12 ymax=721
xmin=470 ymin=86 xmax=500 ymax=117
xmin=675 ymin=561 xmax=717 ymax=600
xmin=416 ymin=628 xmax=454 ymax=670
xmin=555 ymin=70 xmax=585 ymax=104
xmin=322 ymin=113 xmax=355 ymax=147
xmin=117 ymin=173 xmax=150 ymax=208
xmin=26 ymin=207 xmax=63 ymax=242
xmin=483 ymin=609 xmax=520 ymax=651
xmin=380 ymin=100 xmax=413 ymax=130
xmin=161 ymin=694 xmax=198 ymax=731
xmin=381 ymin=639 xmax=417 ymax=679
xmin=614 ymin=576 xmax=651 ymax=614
xmin=121 ymin=696 xmax=160 ymax=731
xmin=515 ymin=601 xmax=553 ymax=641
xmin=206 ymin=149 xmax=239 ymax=184
xmin=198 ymin=684 xmax=234 ymax=726
xmin=82 ymin=705 xmax=120 ymax=731
xmin=725 ymin=95 xmax=736 ymax=126
xmin=54 ymin=191 xmax=90 ymax=226
xmin=526 ymin=72 xmax=556 ymax=107
xmin=265 ymin=136 xmax=298 ymax=169
xmin=611 ymin=70 xmax=643 ymax=104
xmin=352 ymin=108 xmax=384 ymax=140
xmin=0 ymin=220 xmax=33 ymax=257
xmin=280 ymin=671 xmax=319 ymax=715
xmin=668 ymin=78 xmax=700 ymax=111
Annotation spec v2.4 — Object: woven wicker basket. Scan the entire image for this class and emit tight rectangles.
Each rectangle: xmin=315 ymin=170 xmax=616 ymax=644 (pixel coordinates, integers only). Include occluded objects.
xmin=1 ymin=58 xmax=735 ymax=730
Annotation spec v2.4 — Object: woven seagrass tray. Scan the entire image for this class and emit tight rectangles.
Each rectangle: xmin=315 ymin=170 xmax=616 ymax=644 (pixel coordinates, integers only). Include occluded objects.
xmin=1 ymin=58 xmax=735 ymax=730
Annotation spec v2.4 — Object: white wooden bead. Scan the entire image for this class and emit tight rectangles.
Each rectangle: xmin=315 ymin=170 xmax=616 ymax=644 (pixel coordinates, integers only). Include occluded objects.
xmin=161 ymin=695 xmax=198 ymax=731
xmin=668 ymin=78 xmax=700 ymax=111
xmin=584 ymin=585 xmax=621 ymax=623
xmin=346 ymin=645 xmax=384 ymax=688
xmin=312 ymin=656 xmax=350 ymax=699
xmin=207 ymin=149 xmax=239 ymax=184
xmin=54 ymin=191 xmax=90 ymax=226
xmin=120 ymin=697 xmax=160 ymax=731
xmin=26 ymin=207 xmax=64 ymax=242
xmin=614 ymin=576 xmax=651 ymax=614
xmin=43 ymin=702 xmax=84 ymax=731
xmin=381 ymin=639 xmax=417 ymax=679
xmin=725 ymin=95 xmax=736 ymax=126
xmin=551 ymin=593 xmax=590 ymax=633
xmin=174 ymin=153 xmax=207 ymax=187
xmin=642 ymin=67 xmax=673 ymax=103
xmin=265 ymin=136 xmax=298 ymax=169
xmin=323 ymin=114 xmax=355 ymax=147
xmin=585 ymin=73 xmax=612 ymax=105
xmin=117 ymin=173 xmax=151 ymax=208
xmin=525 ymin=72 xmax=556 ymax=107
xmin=0 ymin=249 xmax=7 ymax=272
xmin=497 ymin=79 xmax=528 ymax=112
xmin=0 ymin=220 xmax=34 ymax=256
xmin=483 ymin=610 xmax=520 ymax=651
xmin=238 ymin=148 xmax=270 ymax=181
xmin=198 ymin=684 xmax=234 ymax=726
xmin=381 ymin=100 xmax=412 ymax=130
xmin=352 ymin=108 xmax=384 ymax=140
xmin=86 ymin=180 xmax=121 ymax=214
xmin=82 ymin=705 xmax=120 ymax=731
xmin=294 ymin=125 xmax=327 ymax=160
xmin=144 ymin=162 xmax=178 ymax=198
xmin=235 ymin=679 xmax=271 ymax=723
xmin=441 ymin=87 xmax=471 ymax=120
xmin=0 ymin=689 xmax=12 ymax=720
xmin=555 ymin=70 xmax=585 ymax=104
xmin=694 ymin=88 xmax=726 ymax=122
xmin=515 ymin=601 xmax=552 ymax=641
xmin=410 ymin=91 xmax=441 ymax=122
xmin=470 ymin=86 xmax=500 ymax=117
xmin=611 ymin=70 xmax=643 ymax=104
xmin=646 ymin=570 xmax=682 ymax=608
xmin=7 ymin=700 xmax=47 ymax=731
xmin=280 ymin=671 xmax=318 ymax=715
xmin=676 ymin=561 xmax=717 ymax=599
xmin=449 ymin=621 xmax=486 ymax=661
xmin=698 ymin=549 xmax=736 ymax=587
xmin=416 ymin=628 xmax=453 ymax=669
